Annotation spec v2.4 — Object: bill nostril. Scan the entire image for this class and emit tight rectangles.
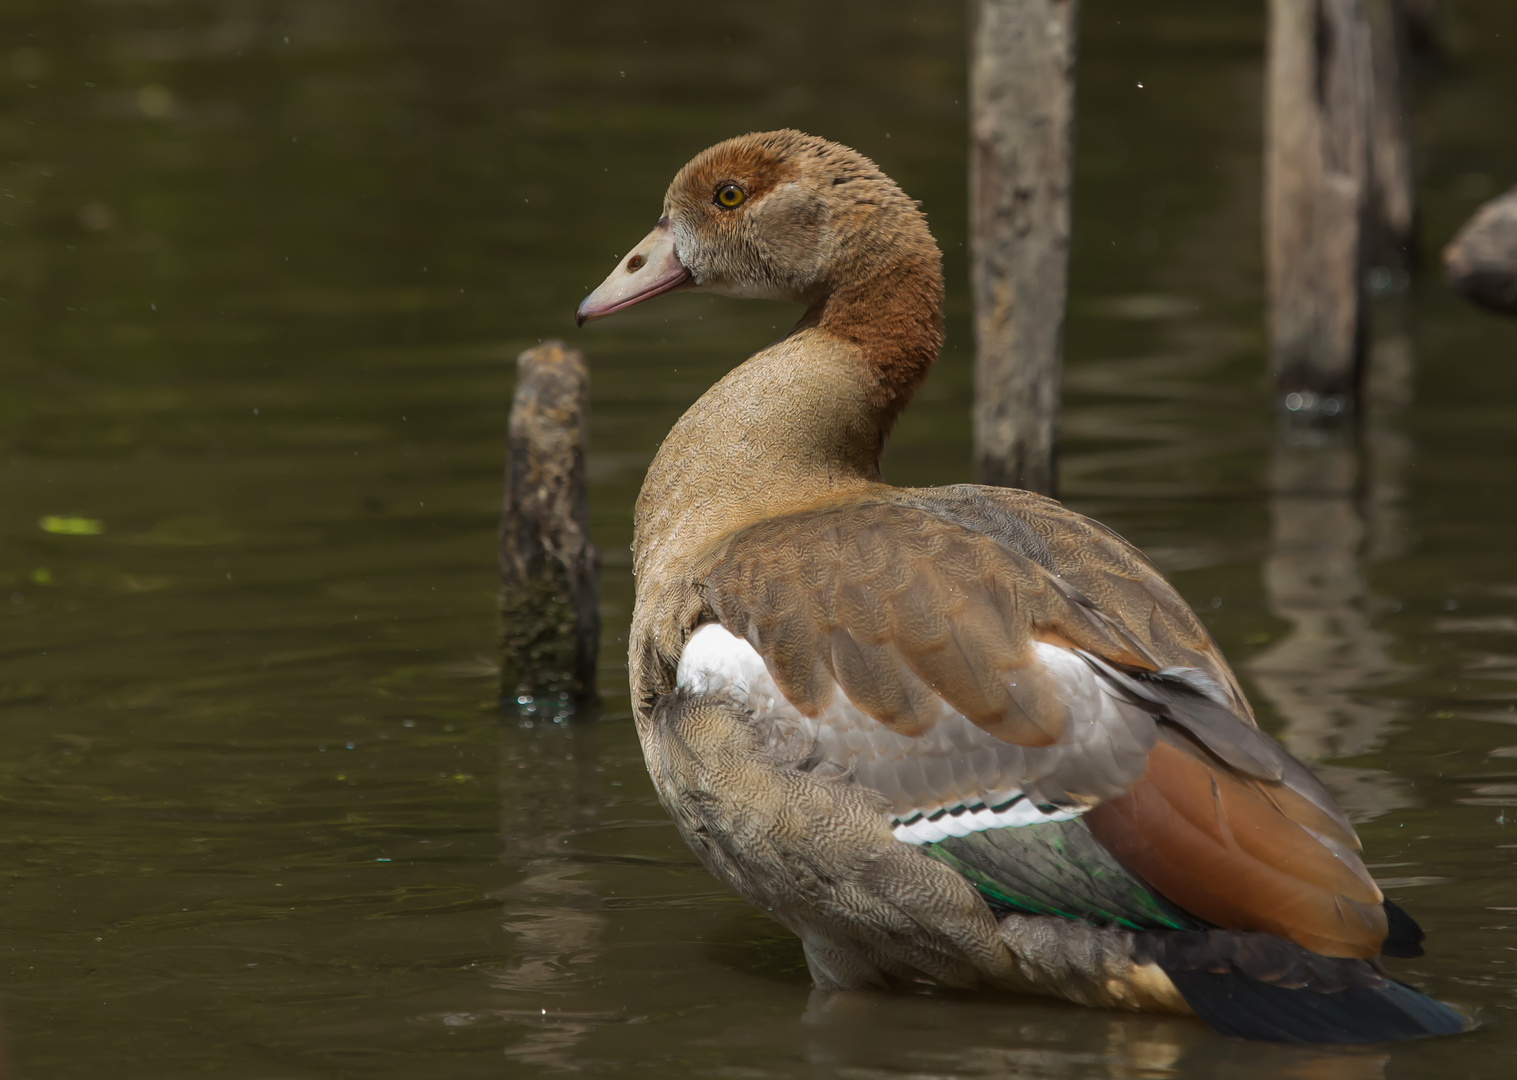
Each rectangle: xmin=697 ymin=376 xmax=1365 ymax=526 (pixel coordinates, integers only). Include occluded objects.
xmin=627 ymin=254 xmax=646 ymax=272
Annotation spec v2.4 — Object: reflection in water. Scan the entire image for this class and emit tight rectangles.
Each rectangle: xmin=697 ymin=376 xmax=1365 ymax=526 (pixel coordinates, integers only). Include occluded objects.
xmin=797 ymin=991 xmax=1193 ymax=1079
xmin=493 ymin=715 xmax=608 ymax=1068
xmin=796 ymin=990 xmax=1391 ymax=1080
xmin=906 ymin=1019 xmax=1190 ymax=1080
xmin=1248 ymin=328 xmax=1417 ymax=821
xmin=1271 ymin=1049 xmax=1391 ymax=1080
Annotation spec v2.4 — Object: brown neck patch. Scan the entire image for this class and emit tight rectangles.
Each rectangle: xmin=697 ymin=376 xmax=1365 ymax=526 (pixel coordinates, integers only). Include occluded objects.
xmin=809 ymin=247 xmax=945 ymax=422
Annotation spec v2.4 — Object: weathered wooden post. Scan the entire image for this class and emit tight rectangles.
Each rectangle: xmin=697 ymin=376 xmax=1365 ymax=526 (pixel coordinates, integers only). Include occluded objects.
xmin=1443 ymin=186 xmax=1517 ymax=317
xmin=969 ymin=0 xmax=1079 ymax=495
xmin=498 ymin=341 xmax=600 ymax=713
xmin=1264 ymin=0 xmax=1375 ymax=416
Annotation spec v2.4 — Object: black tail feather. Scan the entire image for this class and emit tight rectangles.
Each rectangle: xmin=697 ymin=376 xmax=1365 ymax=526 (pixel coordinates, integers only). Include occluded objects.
xmin=1381 ymin=898 xmax=1427 ymax=959
xmin=1164 ymin=965 xmax=1465 ymax=1044
xmin=1137 ymin=929 xmax=1464 ymax=1044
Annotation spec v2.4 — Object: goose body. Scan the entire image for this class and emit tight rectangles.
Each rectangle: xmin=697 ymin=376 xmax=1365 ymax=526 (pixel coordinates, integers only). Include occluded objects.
xmin=576 ymin=130 xmax=1464 ymax=1042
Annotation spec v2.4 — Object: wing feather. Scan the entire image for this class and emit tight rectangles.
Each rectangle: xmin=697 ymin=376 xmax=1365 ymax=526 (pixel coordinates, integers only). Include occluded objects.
xmin=1084 ymin=730 xmax=1386 ymax=958
xmin=683 ymin=489 xmax=1388 ymax=957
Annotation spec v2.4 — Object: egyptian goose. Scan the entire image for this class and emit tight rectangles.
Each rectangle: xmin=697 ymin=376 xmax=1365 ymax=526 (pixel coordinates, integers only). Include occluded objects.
xmin=575 ymin=130 xmax=1463 ymax=1043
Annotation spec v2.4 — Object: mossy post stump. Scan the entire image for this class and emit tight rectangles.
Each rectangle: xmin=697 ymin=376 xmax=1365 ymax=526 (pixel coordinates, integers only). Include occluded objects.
xmin=969 ymin=0 xmax=1079 ymax=496
xmin=498 ymin=341 xmax=600 ymax=714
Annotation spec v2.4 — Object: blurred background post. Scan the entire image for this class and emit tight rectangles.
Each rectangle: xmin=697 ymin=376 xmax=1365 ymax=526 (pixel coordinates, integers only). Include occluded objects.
xmin=969 ymin=0 xmax=1079 ymax=496
xmin=1264 ymin=0 xmax=1375 ymax=419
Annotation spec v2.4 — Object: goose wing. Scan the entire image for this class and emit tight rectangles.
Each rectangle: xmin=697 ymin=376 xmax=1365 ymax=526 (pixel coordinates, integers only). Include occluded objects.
xmin=682 ymin=488 xmax=1389 ymax=958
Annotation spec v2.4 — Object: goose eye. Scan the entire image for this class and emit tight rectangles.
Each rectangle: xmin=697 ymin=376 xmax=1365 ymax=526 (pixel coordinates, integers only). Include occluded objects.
xmin=715 ymin=184 xmax=746 ymax=209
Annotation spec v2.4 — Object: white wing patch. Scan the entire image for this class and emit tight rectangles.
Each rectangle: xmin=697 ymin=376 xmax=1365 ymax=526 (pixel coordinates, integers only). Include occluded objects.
xmin=676 ymin=621 xmax=775 ymax=703
xmin=892 ymin=799 xmax=1081 ymax=845
xmin=676 ymin=624 xmax=1136 ymax=845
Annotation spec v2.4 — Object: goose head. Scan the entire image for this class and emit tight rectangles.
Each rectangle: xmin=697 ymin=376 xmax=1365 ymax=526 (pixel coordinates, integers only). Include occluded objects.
xmin=576 ymin=129 xmax=939 ymax=326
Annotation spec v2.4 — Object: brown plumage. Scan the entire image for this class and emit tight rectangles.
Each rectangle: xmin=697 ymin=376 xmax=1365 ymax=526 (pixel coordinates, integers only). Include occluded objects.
xmin=1084 ymin=733 xmax=1385 ymax=958
xmin=575 ymin=130 xmax=1463 ymax=1041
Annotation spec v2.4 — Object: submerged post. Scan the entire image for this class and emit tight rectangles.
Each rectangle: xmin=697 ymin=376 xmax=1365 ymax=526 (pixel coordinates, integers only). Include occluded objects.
xmin=498 ymin=341 xmax=600 ymax=712
xmin=969 ymin=0 xmax=1079 ymax=496
xmin=1264 ymin=0 xmax=1375 ymax=416
xmin=1443 ymin=186 xmax=1517 ymax=317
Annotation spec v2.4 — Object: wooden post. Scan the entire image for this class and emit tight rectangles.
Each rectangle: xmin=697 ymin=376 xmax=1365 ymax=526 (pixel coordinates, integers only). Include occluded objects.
xmin=1443 ymin=186 xmax=1517 ymax=317
xmin=1366 ymin=0 xmax=1417 ymax=264
xmin=1264 ymin=0 xmax=1375 ymax=416
xmin=498 ymin=341 xmax=600 ymax=713
xmin=969 ymin=0 xmax=1079 ymax=496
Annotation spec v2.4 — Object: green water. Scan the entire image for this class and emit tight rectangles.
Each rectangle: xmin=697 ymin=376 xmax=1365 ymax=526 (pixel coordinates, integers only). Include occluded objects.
xmin=2 ymin=1 xmax=1516 ymax=1075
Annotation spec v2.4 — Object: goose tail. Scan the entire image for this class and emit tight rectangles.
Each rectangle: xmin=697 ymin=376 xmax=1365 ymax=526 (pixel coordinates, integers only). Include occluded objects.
xmin=1136 ymin=929 xmax=1467 ymax=1044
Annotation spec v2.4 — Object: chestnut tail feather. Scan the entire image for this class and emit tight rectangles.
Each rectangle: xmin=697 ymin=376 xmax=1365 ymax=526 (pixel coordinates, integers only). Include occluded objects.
xmin=1380 ymin=898 xmax=1427 ymax=959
